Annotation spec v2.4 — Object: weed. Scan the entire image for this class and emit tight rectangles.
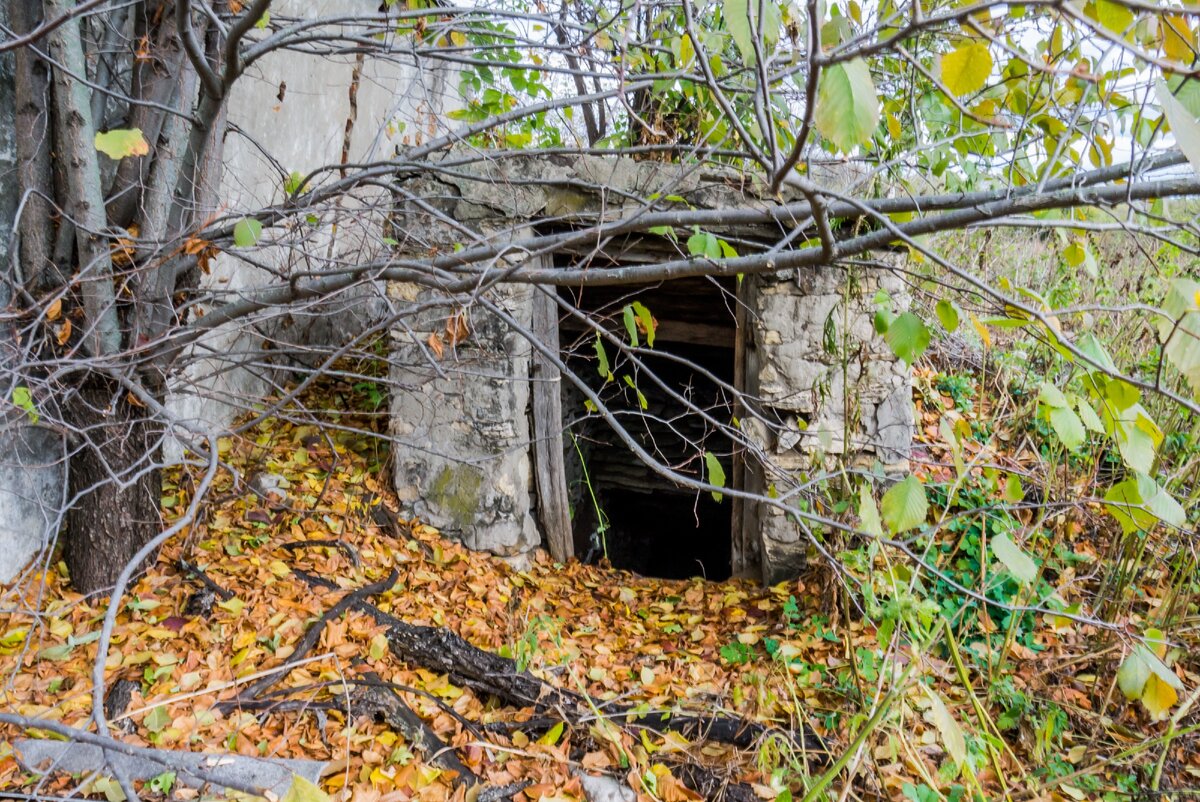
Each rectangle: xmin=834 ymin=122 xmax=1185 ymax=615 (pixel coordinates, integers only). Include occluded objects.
xmin=935 ymin=373 xmax=976 ymax=414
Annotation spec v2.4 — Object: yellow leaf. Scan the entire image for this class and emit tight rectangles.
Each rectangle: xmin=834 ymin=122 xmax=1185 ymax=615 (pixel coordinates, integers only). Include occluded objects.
xmin=970 ymin=312 xmax=991 ymax=349
xmin=640 ymin=666 xmax=656 ymax=686
xmin=217 ymin=597 xmax=245 ymax=615
xmin=268 ymin=560 xmax=291 ymax=577
xmin=143 ymin=628 xmax=177 ymax=640
xmin=94 ymin=128 xmax=150 ymax=160
xmin=368 ymin=633 xmax=388 ymax=661
xmin=940 ymin=42 xmax=993 ymax=97
xmin=282 ymin=775 xmax=331 ymax=802
xmin=449 ymin=30 xmax=467 ymax=47
xmin=1142 ymin=673 xmax=1179 ymax=720
xmin=537 ymin=721 xmax=565 ymax=746
xmin=1164 ymin=15 xmax=1195 ymax=63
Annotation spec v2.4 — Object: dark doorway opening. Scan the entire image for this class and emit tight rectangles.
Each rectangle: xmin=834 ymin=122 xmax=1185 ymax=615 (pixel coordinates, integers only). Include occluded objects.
xmin=558 ymin=274 xmax=739 ymax=581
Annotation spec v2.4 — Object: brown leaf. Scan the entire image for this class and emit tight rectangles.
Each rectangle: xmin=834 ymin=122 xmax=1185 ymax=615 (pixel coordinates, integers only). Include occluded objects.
xmin=446 ymin=312 xmax=470 ymax=347
xmin=428 ymin=332 xmax=445 ymax=360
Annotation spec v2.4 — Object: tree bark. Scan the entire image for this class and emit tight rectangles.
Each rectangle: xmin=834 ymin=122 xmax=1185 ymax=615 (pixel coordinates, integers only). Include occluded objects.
xmin=10 ymin=0 xmax=57 ymax=294
xmin=63 ymin=378 xmax=163 ymax=594
xmin=45 ymin=1 xmax=121 ymax=357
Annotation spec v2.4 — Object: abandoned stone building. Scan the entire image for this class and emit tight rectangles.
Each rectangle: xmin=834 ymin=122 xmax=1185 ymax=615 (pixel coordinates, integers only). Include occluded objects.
xmin=388 ymin=154 xmax=913 ymax=584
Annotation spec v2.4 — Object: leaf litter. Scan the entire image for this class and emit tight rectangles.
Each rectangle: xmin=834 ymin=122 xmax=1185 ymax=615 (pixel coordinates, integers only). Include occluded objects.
xmin=0 ymin=366 xmax=1196 ymax=801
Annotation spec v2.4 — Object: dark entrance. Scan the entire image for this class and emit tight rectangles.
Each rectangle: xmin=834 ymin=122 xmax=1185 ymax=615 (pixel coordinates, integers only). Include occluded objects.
xmin=557 ymin=275 xmax=740 ymax=581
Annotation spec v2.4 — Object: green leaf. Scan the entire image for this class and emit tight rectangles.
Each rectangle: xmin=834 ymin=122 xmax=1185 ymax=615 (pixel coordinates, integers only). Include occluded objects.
xmin=1157 ymin=80 xmax=1200 ymax=178
xmin=858 ymin=484 xmax=883 ymax=537
xmin=233 ymin=218 xmax=263 ymax=248
xmin=724 ymin=0 xmax=753 ymax=64
xmin=881 ymin=475 xmax=927 ymax=533
xmin=1003 ymin=474 xmax=1024 ymax=503
xmin=631 ymin=301 xmax=655 ymax=347
xmin=1078 ymin=332 xmax=1118 ymax=374
xmin=1037 ymin=382 xmax=1070 ymax=408
xmin=924 ymin=688 xmax=967 ymax=766
xmin=622 ymin=305 xmax=640 ymax=347
xmin=1104 ymin=473 xmax=1186 ymax=535
xmin=148 ymin=772 xmax=176 ymax=795
xmin=284 ymin=171 xmax=308 ymax=195
xmin=815 ymin=59 xmax=879 ymax=153
xmin=883 ymin=312 xmax=930 ymax=365
xmin=705 ymin=451 xmax=726 ymax=503
xmin=1117 ymin=648 xmax=1151 ymax=699
xmin=722 ymin=0 xmax=779 ymax=64
xmin=991 ymin=531 xmax=1038 ymax=584
xmin=12 ymin=386 xmax=39 ymax=424
xmin=594 ymin=335 xmax=611 ymax=379
xmin=1089 ymin=0 xmax=1134 ymax=35
xmin=144 ymin=706 xmax=172 ymax=733
xmin=687 ymin=229 xmax=721 ymax=259
xmin=1158 ymin=278 xmax=1200 ymax=395
xmin=1077 ymin=399 xmax=1105 ymax=433
xmin=1102 ymin=401 xmax=1161 ymax=473
xmin=1048 ymin=405 xmax=1086 ymax=451
xmin=939 ymin=42 xmax=993 ymax=97
xmin=622 ymin=374 xmax=648 ymax=409
xmin=39 ymin=643 xmax=75 ymax=661
xmin=282 ymin=775 xmax=332 ymax=802
xmin=94 ymin=128 xmax=149 ymax=160
xmin=369 ymin=633 xmax=388 ymax=661
xmin=935 ymin=299 xmax=960 ymax=332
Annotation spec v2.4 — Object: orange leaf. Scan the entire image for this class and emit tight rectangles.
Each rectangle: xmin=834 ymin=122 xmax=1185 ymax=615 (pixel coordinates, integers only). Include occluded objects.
xmin=55 ymin=319 xmax=72 ymax=346
xmin=445 ymin=312 xmax=470 ymax=347
xmin=46 ymin=298 xmax=62 ymax=322
xmin=428 ymin=332 xmax=445 ymax=360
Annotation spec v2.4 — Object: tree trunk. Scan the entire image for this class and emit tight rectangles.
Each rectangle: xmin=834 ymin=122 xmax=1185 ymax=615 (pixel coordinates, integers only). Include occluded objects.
xmin=63 ymin=378 xmax=163 ymax=595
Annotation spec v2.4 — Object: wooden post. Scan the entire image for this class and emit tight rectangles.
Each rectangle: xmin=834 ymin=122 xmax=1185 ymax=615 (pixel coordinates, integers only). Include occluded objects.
xmin=530 ymin=283 xmax=574 ymax=561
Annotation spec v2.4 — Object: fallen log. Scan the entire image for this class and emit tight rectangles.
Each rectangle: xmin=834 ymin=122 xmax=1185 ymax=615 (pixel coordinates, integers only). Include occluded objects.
xmin=293 ymin=568 xmax=826 ymax=757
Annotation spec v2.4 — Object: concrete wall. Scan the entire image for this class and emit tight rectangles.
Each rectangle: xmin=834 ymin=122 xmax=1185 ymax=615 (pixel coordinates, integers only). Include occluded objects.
xmin=743 ymin=265 xmax=912 ymax=582
xmin=167 ymin=0 xmax=459 ymax=448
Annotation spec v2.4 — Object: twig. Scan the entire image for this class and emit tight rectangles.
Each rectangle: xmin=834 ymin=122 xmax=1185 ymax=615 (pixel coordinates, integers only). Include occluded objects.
xmin=278 ymin=539 xmax=362 ymax=567
xmin=177 ymin=559 xmax=234 ymax=601
xmin=231 ymin=568 xmax=399 ymax=704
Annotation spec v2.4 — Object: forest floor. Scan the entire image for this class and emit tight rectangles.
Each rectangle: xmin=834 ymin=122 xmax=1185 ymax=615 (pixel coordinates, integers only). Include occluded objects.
xmin=0 ymin=367 xmax=1195 ymax=802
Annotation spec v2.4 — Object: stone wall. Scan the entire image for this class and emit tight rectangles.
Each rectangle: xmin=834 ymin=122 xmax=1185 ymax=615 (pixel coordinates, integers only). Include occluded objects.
xmin=387 ymin=275 xmax=542 ymax=561
xmin=742 ymin=266 xmax=912 ymax=582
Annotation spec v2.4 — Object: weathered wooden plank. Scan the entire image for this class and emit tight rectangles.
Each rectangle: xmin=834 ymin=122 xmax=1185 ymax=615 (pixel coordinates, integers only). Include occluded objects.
xmin=530 ymin=285 xmax=574 ymax=561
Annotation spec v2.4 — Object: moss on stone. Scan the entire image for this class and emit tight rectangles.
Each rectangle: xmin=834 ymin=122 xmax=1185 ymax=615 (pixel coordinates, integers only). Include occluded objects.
xmin=429 ymin=465 xmax=483 ymax=528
